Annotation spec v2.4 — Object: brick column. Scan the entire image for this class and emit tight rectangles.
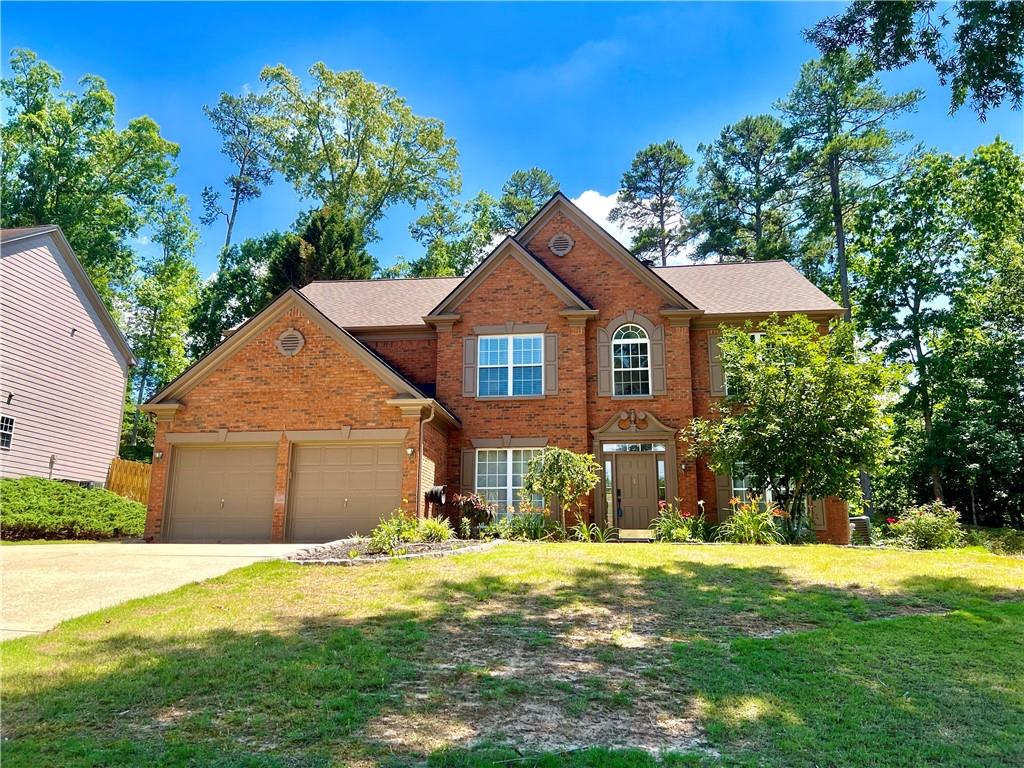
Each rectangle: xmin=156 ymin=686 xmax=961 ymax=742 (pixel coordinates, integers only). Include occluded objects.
xmin=269 ymin=434 xmax=291 ymax=543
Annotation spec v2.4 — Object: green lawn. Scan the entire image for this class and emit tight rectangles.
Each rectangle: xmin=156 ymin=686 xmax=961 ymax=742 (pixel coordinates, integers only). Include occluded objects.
xmin=3 ymin=543 xmax=1023 ymax=767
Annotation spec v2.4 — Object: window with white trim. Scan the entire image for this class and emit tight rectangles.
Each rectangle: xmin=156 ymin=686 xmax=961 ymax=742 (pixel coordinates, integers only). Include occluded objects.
xmin=732 ymin=462 xmax=776 ymax=506
xmin=478 ymin=335 xmax=543 ymax=397
xmin=0 ymin=415 xmax=13 ymax=451
xmin=476 ymin=448 xmax=544 ymax=514
xmin=612 ymin=324 xmax=650 ymax=396
xmin=725 ymin=332 xmax=764 ymax=396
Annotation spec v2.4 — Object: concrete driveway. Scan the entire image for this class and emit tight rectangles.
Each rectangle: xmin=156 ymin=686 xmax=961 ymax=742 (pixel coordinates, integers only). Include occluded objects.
xmin=1 ymin=543 xmax=300 ymax=640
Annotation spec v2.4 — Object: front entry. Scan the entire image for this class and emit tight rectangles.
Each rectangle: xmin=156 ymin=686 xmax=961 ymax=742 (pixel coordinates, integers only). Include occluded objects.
xmin=613 ymin=452 xmax=660 ymax=530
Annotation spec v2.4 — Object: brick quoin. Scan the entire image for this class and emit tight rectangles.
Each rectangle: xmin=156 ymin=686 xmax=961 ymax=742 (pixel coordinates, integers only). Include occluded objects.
xmin=146 ymin=206 xmax=850 ymax=545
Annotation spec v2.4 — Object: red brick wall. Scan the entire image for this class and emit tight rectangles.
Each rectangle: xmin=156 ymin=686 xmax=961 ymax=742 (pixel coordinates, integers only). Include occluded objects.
xmin=359 ymin=335 xmax=437 ymax=390
xmin=145 ymin=307 xmax=425 ymax=541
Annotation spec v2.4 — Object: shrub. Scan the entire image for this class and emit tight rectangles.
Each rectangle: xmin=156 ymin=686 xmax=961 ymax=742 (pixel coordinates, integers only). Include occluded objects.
xmin=715 ymin=496 xmax=784 ymax=545
xmin=454 ymin=492 xmax=494 ymax=539
xmin=649 ymin=500 xmax=708 ymax=542
xmin=964 ymin=527 xmax=1024 ymax=556
xmin=368 ymin=510 xmax=420 ymax=555
xmin=482 ymin=508 xmax=560 ymax=541
xmin=569 ymin=521 xmax=618 ymax=543
xmin=0 ymin=477 xmax=146 ymax=540
xmin=889 ymin=501 xmax=966 ymax=549
xmin=419 ymin=517 xmax=454 ymax=543
xmin=521 ymin=448 xmax=601 ymax=526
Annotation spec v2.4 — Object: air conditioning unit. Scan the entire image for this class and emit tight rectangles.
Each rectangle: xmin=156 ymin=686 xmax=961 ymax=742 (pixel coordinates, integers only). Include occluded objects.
xmin=849 ymin=515 xmax=872 ymax=545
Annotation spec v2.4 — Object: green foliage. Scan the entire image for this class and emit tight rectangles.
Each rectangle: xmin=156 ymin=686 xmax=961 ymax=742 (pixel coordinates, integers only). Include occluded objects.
xmin=685 ymin=315 xmax=887 ymax=541
xmin=200 ymin=89 xmax=275 ymax=248
xmin=609 ymin=140 xmax=694 ymax=266
xmin=965 ymin=527 xmax=1024 ymax=556
xmin=1 ymin=49 xmax=180 ymax=306
xmin=521 ymin=448 xmax=602 ymax=527
xmin=454 ymin=493 xmax=495 ymax=539
xmin=649 ymin=501 xmax=708 ymax=543
xmin=496 ymin=167 xmax=559 ymax=233
xmin=419 ymin=517 xmax=454 ymax=543
xmin=888 ymin=501 xmax=966 ymax=550
xmin=259 ymin=61 xmax=460 ymax=244
xmin=807 ymin=1 xmax=1024 ymax=118
xmin=715 ymin=497 xmax=785 ymax=545
xmin=0 ymin=477 xmax=145 ymax=540
xmin=693 ymin=114 xmax=799 ymax=263
xmin=265 ymin=205 xmax=374 ymax=294
xmin=368 ymin=510 xmax=420 ymax=555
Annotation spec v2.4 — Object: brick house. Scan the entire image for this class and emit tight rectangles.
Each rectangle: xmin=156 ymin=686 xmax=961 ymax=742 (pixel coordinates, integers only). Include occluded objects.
xmin=143 ymin=194 xmax=850 ymax=544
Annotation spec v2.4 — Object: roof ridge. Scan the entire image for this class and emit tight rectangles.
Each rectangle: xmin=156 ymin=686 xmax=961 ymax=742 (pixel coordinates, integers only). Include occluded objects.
xmin=653 ymin=259 xmax=790 ymax=269
xmin=306 ymin=275 xmax=465 ymax=285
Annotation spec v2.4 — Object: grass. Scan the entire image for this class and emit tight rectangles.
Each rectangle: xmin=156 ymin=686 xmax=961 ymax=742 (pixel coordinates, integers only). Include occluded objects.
xmin=2 ymin=543 xmax=1023 ymax=767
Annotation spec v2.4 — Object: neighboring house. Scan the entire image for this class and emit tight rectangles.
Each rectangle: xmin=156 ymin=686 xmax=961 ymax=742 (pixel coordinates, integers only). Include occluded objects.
xmin=1 ymin=226 xmax=135 ymax=485
xmin=143 ymin=194 xmax=850 ymax=544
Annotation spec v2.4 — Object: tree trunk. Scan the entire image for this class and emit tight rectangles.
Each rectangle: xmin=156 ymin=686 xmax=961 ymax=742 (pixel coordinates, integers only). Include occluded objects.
xmin=129 ymin=309 xmax=158 ymax=447
xmin=913 ymin=332 xmax=945 ymax=501
xmin=753 ymin=200 xmax=763 ymax=255
xmin=224 ymin=189 xmax=241 ymax=249
xmin=827 ymin=157 xmax=852 ymax=323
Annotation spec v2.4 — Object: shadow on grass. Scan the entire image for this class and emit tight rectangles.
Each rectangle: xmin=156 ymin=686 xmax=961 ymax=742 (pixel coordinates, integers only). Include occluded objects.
xmin=3 ymin=549 xmax=1023 ymax=767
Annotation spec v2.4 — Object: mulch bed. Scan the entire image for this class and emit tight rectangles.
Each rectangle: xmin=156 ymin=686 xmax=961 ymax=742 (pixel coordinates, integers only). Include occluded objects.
xmin=287 ymin=537 xmax=499 ymax=566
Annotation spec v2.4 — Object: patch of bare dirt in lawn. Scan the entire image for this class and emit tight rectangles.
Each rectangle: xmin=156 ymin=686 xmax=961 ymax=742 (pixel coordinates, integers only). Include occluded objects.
xmin=364 ymin=576 xmax=715 ymax=756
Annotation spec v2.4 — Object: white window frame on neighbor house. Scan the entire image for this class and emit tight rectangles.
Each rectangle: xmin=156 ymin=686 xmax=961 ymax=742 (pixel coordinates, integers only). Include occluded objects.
xmin=611 ymin=323 xmax=651 ymax=396
xmin=475 ymin=447 xmax=545 ymax=514
xmin=477 ymin=334 xmax=544 ymax=397
xmin=0 ymin=415 xmax=13 ymax=451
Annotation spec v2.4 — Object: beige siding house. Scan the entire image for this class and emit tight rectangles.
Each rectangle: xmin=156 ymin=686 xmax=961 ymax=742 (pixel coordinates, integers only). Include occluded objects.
xmin=1 ymin=226 xmax=134 ymax=485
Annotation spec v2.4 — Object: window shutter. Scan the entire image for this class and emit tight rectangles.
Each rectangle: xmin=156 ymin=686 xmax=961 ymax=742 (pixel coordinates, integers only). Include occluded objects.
xmin=597 ymin=327 xmax=611 ymax=396
xmin=809 ymin=497 xmax=827 ymax=531
xmin=544 ymin=333 xmax=558 ymax=395
xmin=708 ymin=334 xmax=725 ymax=395
xmin=651 ymin=325 xmax=666 ymax=395
xmin=462 ymin=336 xmax=477 ymax=397
xmin=715 ymin=473 xmax=733 ymax=521
xmin=461 ymin=448 xmax=476 ymax=494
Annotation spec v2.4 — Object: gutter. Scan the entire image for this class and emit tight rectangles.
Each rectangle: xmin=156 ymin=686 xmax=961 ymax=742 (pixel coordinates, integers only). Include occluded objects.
xmin=417 ymin=405 xmax=436 ymax=518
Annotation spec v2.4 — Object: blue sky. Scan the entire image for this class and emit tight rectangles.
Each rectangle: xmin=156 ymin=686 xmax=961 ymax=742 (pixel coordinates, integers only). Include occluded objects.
xmin=3 ymin=1 xmax=1022 ymax=277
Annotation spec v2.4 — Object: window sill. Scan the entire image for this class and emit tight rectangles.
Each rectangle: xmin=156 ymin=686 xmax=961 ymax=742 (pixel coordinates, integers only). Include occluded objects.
xmin=474 ymin=395 xmax=546 ymax=401
xmin=609 ymin=395 xmax=654 ymax=400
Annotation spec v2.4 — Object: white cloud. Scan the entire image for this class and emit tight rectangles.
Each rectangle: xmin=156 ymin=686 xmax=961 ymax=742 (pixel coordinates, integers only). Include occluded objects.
xmin=571 ymin=189 xmax=630 ymax=248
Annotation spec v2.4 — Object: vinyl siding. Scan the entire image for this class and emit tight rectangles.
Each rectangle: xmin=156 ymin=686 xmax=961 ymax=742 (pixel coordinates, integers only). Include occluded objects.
xmin=0 ymin=236 xmax=129 ymax=484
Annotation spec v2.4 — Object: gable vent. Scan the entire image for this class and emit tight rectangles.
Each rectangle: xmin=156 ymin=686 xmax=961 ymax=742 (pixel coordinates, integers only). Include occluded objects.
xmin=276 ymin=328 xmax=305 ymax=357
xmin=548 ymin=233 xmax=575 ymax=257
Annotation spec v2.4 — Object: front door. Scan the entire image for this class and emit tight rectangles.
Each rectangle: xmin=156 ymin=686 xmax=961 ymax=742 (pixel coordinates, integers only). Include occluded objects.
xmin=614 ymin=453 xmax=658 ymax=530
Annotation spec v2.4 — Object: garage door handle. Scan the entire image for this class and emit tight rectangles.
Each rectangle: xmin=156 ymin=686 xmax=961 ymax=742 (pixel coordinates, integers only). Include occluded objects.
xmin=344 ymin=498 xmax=349 ymax=507
xmin=220 ymin=498 xmax=225 ymax=509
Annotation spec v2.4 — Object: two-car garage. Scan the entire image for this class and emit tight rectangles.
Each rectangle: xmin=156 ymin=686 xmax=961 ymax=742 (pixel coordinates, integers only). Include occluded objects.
xmin=162 ymin=441 xmax=404 ymax=543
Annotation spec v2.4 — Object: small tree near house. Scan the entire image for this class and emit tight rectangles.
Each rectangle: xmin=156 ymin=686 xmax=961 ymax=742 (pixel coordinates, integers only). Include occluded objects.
xmin=522 ymin=448 xmax=602 ymax=528
xmin=684 ymin=315 xmax=887 ymax=541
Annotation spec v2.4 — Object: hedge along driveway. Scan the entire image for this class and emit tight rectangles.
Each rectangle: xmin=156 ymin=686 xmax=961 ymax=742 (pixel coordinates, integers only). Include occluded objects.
xmin=0 ymin=543 xmax=300 ymax=639
xmin=2 ymin=543 xmax=1023 ymax=767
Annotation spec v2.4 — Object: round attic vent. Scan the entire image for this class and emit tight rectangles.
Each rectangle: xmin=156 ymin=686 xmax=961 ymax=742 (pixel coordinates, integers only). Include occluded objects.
xmin=276 ymin=328 xmax=305 ymax=357
xmin=549 ymin=233 xmax=575 ymax=256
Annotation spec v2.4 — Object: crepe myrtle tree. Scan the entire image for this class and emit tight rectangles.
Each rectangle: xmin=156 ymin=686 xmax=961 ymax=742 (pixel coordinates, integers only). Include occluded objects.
xmin=684 ymin=315 xmax=887 ymax=541
xmin=522 ymin=448 xmax=602 ymax=528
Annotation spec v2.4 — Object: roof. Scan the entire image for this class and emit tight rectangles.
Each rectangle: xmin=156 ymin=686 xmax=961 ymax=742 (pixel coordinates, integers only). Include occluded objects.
xmin=653 ymin=261 xmax=843 ymax=316
xmin=301 ymin=276 xmax=463 ymax=328
xmin=1 ymin=224 xmax=136 ymax=366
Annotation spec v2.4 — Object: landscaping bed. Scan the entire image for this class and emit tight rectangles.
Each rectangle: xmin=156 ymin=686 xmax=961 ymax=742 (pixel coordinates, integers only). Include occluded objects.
xmin=288 ymin=537 xmax=496 ymax=565
xmin=0 ymin=477 xmax=145 ymax=541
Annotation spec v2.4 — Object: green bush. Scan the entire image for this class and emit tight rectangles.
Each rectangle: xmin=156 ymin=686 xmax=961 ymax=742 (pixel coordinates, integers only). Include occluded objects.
xmin=715 ymin=497 xmax=784 ymax=545
xmin=889 ymin=501 xmax=966 ymax=549
xmin=483 ymin=508 xmax=566 ymax=541
xmin=418 ymin=517 xmax=454 ymax=543
xmin=0 ymin=477 xmax=146 ymax=540
xmin=368 ymin=510 xmax=420 ymax=555
xmin=964 ymin=527 xmax=1024 ymax=556
xmin=649 ymin=501 xmax=708 ymax=542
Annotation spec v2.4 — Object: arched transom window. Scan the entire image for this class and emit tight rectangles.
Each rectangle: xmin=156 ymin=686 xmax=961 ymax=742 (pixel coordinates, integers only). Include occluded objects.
xmin=612 ymin=324 xmax=651 ymax=396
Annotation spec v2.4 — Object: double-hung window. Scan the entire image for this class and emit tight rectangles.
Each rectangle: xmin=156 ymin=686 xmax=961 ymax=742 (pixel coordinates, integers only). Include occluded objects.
xmin=476 ymin=448 xmax=544 ymax=514
xmin=478 ymin=334 xmax=543 ymax=397
xmin=612 ymin=324 xmax=650 ymax=396
xmin=732 ymin=462 xmax=775 ymax=506
xmin=724 ymin=332 xmax=764 ymax=396
xmin=0 ymin=415 xmax=12 ymax=451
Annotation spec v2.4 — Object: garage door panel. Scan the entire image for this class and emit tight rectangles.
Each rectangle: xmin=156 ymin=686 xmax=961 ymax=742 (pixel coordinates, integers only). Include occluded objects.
xmin=167 ymin=447 xmax=276 ymax=542
xmin=288 ymin=443 xmax=403 ymax=543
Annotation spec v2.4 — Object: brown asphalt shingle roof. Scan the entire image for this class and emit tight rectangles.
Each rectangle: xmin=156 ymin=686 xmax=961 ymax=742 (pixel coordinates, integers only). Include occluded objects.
xmin=301 ymin=277 xmax=464 ymax=328
xmin=300 ymin=260 xmax=841 ymax=329
xmin=653 ymin=261 xmax=842 ymax=315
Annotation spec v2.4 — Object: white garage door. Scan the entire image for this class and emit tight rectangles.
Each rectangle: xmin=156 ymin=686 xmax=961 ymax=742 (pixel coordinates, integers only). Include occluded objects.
xmin=287 ymin=443 xmax=403 ymax=542
xmin=165 ymin=446 xmax=277 ymax=542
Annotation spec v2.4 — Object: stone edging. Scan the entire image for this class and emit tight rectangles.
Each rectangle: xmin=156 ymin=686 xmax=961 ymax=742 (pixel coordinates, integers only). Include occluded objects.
xmin=289 ymin=539 xmax=502 ymax=566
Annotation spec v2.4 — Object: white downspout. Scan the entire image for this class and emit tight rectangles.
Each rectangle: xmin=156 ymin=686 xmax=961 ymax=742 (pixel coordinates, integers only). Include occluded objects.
xmin=417 ymin=405 xmax=436 ymax=518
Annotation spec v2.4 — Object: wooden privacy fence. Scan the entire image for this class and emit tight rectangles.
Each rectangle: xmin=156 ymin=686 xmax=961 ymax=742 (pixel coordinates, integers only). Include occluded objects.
xmin=107 ymin=457 xmax=151 ymax=504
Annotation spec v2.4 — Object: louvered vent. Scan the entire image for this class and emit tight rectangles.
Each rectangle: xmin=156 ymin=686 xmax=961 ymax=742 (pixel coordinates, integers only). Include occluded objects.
xmin=849 ymin=515 xmax=872 ymax=546
xmin=548 ymin=233 xmax=574 ymax=256
xmin=276 ymin=328 xmax=305 ymax=357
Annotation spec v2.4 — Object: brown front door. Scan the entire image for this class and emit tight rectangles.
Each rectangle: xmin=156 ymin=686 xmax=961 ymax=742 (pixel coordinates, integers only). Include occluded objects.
xmin=614 ymin=453 xmax=658 ymax=530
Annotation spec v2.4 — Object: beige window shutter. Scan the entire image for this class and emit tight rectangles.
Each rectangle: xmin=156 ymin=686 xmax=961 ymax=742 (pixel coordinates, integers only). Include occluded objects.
xmin=543 ymin=333 xmax=558 ymax=394
xmin=708 ymin=334 xmax=725 ymax=395
xmin=651 ymin=324 xmax=666 ymax=395
xmin=715 ymin=472 xmax=733 ymax=520
xmin=462 ymin=336 xmax=477 ymax=397
xmin=461 ymin=448 xmax=476 ymax=494
xmin=597 ymin=327 xmax=611 ymax=396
